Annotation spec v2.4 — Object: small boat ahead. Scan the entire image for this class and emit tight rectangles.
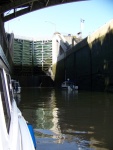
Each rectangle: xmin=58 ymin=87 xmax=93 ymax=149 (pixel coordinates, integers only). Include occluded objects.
xmin=11 ymin=79 xmax=21 ymax=94
xmin=61 ymin=80 xmax=78 ymax=90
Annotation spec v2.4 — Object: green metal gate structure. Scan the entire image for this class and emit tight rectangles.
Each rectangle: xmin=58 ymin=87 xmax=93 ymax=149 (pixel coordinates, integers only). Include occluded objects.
xmin=13 ymin=37 xmax=52 ymax=76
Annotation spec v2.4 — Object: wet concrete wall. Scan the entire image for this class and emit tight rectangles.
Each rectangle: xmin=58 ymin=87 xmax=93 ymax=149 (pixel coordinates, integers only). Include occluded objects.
xmin=54 ymin=20 xmax=113 ymax=91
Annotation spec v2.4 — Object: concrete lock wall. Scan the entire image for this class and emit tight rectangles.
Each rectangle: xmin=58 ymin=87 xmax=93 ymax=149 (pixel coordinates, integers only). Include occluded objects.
xmin=54 ymin=20 xmax=113 ymax=91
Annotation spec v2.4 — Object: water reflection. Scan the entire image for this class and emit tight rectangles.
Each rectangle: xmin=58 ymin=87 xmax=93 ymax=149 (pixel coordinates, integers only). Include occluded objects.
xmin=19 ymin=88 xmax=113 ymax=150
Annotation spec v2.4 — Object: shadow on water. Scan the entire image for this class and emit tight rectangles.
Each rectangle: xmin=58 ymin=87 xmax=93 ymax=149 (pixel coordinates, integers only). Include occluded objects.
xmin=19 ymin=88 xmax=113 ymax=150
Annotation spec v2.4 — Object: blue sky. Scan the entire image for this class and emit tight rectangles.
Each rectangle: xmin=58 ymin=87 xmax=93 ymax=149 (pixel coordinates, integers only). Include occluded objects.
xmin=5 ymin=0 xmax=113 ymax=39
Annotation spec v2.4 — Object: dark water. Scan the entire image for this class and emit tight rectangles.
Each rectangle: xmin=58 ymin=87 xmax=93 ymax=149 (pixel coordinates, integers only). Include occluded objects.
xmin=17 ymin=88 xmax=113 ymax=150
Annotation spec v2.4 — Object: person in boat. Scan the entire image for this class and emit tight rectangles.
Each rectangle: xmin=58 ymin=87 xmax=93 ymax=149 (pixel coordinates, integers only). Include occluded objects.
xmin=12 ymin=81 xmax=15 ymax=89
xmin=15 ymin=82 xmax=18 ymax=93
xmin=12 ymin=80 xmax=16 ymax=92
